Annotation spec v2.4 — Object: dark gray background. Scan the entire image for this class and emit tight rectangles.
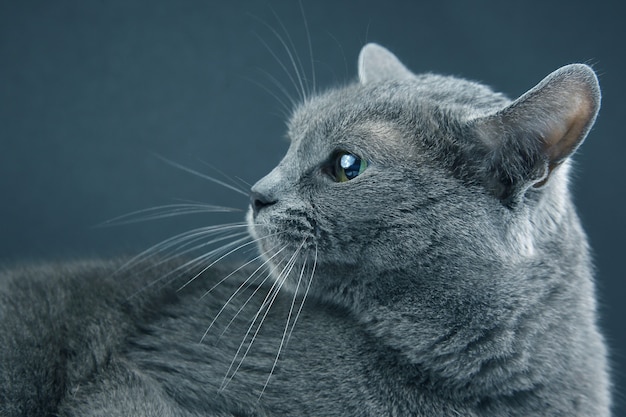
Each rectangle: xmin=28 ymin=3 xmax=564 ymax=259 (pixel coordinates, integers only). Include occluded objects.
xmin=1 ymin=0 xmax=624 ymax=413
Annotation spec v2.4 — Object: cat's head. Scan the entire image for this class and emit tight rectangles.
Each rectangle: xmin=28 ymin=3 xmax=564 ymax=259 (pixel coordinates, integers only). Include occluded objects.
xmin=247 ymin=43 xmax=600 ymax=311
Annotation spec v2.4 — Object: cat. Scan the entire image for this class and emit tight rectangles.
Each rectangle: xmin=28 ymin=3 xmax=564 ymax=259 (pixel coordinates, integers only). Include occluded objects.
xmin=0 ymin=43 xmax=611 ymax=416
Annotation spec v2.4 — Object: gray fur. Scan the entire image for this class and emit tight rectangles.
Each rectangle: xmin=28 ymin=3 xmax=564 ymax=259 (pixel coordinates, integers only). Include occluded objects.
xmin=0 ymin=44 xmax=610 ymax=416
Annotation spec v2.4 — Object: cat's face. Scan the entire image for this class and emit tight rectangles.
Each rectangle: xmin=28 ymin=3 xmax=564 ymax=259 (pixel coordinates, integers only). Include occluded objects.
xmin=249 ymin=89 xmax=486 ymax=301
xmin=247 ymin=44 xmax=600 ymax=309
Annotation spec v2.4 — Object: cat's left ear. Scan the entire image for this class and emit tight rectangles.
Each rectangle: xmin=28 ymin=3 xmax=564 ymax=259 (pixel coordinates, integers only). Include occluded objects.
xmin=358 ymin=43 xmax=414 ymax=84
xmin=471 ymin=64 xmax=600 ymax=202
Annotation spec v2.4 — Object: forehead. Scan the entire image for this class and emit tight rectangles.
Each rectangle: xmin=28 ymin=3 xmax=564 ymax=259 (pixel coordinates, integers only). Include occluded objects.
xmin=287 ymin=87 xmax=416 ymax=157
xmin=279 ymin=75 xmax=511 ymax=181
xmin=286 ymin=73 xmax=509 ymax=139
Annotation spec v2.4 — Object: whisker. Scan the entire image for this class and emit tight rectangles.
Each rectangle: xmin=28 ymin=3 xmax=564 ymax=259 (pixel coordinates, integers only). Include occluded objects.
xmin=251 ymin=30 xmax=305 ymax=103
xmin=177 ymin=232 xmax=279 ymax=292
xmin=215 ymin=263 xmax=271 ymax=341
xmin=215 ymin=245 xmax=289 ymax=341
xmin=298 ymin=0 xmax=315 ymax=95
xmin=195 ymin=159 xmax=251 ymax=196
xmin=154 ymin=154 xmax=249 ymax=198
xmin=200 ymin=237 xmax=282 ymax=300
xmin=95 ymin=203 xmax=241 ymax=227
xmin=246 ymin=73 xmax=293 ymax=118
xmin=286 ymin=243 xmax=317 ymax=346
xmin=218 ymin=250 xmax=292 ymax=374
xmin=259 ymin=248 xmax=308 ymax=399
xmin=220 ymin=244 xmax=297 ymax=390
xmin=220 ymin=261 xmax=285 ymax=390
xmin=132 ymin=242 xmax=251 ymax=300
xmin=234 ymin=176 xmax=252 ymax=188
xmin=124 ymin=229 xmax=252 ymax=299
xmin=199 ymin=242 xmax=286 ymax=344
xmin=118 ymin=223 xmax=250 ymax=275
xmin=222 ymin=241 xmax=305 ymax=391
xmin=166 ymin=222 xmax=263 ymax=271
xmin=269 ymin=7 xmax=309 ymax=99
xmin=150 ymin=230 xmax=251 ymax=273
xmin=175 ymin=235 xmax=255 ymax=291
xmin=326 ymin=30 xmax=349 ymax=83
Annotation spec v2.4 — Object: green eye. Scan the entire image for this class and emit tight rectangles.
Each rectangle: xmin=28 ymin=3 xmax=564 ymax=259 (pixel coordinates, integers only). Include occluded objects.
xmin=335 ymin=152 xmax=368 ymax=182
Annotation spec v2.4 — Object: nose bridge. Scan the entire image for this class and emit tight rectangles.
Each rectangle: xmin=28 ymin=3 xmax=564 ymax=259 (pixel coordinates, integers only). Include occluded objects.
xmin=251 ymin=164 xmax=283 ymax=201
xmin=250 ymin=163 xmax=289 ymax=216
xmin=250 ymin=141 xmax=302 ymax=202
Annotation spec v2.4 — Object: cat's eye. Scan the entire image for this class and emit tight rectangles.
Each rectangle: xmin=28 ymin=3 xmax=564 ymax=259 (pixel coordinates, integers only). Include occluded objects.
xmin=334 ymin=152 xmax=368 ymax=182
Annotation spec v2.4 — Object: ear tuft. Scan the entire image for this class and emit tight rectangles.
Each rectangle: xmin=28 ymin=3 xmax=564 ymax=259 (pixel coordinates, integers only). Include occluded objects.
xmin=358 ymin=43 xmax=413 ymax=84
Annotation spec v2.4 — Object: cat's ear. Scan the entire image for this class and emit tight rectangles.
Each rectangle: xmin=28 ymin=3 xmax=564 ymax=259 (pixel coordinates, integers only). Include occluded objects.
xmin=471 ymin=64 xmax=600 ymax=202
xmin=358 ymin=43 xmax=413 ymax=84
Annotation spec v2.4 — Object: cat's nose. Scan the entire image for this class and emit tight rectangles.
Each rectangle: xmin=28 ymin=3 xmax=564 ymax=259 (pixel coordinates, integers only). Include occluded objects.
xmin=250 ymin=191 xmax=277 ymax=216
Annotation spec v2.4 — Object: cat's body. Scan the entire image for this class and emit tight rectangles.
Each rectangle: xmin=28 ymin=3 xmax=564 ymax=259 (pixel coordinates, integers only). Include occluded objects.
xmin=0 ymin=44 xmax=611 ymax=416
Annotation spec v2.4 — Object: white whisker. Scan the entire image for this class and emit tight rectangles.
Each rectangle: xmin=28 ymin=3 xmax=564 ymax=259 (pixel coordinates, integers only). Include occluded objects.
xmin=215 ymin=245 xmax=289 ymax=341
xmin=154 ymin=154 xmax=250 ymax=198
xmin=199 ymin=243 xmax=276 ymax=300
xmin=219 ymin=252 xmax=293 ymax=387
xmin=298 ymin=0 xmax=315 ymax=95
xmin=199 ymin=242 xmax=286 ymax=344
xmin=221 ymin=242 xmax=304 ymax=391
xmin=269 ymin=7 xmax=309 ymax=99
xmin=234 ymin=176 xmax=252 ymax=188
xmin=246 ymin=73 xmax=293 ymax=118
xmin=286 ymin=243 xmax=317 ymax=346
xmin=118 ymin=223 xmax=250 ymax=275
xmin=326 ymin=30 xmax=349 ymax=83
xmin=196 ymin=159 xmax=251 ymax=196
xmin=175 ymin=235 xmax=255 ymax=291
xmin=172 ymin=231 xmax=277 ymax=293
xmin=252 ymin=31 xmax=306 ymax=103
xmin=95 ymin=204 xmax=240 ymax=227
xmin=158 ymin=229 xmax=247 ymax=259
xmin=125 ymin=233 xmax=251 ymax=299
xmin=259 ymin=247 xmax=308 ymax=399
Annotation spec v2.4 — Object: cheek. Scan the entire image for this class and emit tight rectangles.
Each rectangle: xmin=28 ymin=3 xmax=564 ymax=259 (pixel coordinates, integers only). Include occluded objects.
xmin=311 ymin=195 xmax=385 ymax=262
xmin=312 ymin=184 xmax=440 ymax=262
xmin=317 ymin=184 xmax=379 ymax=217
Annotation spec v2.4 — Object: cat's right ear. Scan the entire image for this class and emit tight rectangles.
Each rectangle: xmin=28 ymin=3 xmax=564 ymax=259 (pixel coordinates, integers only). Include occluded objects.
xmin=358 ymin=43 xmax=414 ymax=84
xmin=470 ymin=64 xmax=600 ymax=203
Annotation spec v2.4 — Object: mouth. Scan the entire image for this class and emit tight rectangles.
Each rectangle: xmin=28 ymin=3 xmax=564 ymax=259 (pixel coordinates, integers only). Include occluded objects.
xmin=245 ymin=210 xmax=316 ymax=283
xmin=247 ymin=203 xmax=317 ymax=244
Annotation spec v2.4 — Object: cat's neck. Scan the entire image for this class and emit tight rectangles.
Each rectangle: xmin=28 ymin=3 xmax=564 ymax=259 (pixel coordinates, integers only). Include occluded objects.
xmin=315 ymin=176 xmax=597 ymax=403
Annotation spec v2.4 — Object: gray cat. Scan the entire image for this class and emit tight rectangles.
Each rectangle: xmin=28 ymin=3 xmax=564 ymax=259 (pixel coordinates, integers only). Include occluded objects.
xmin=0 ymin=43 xmax=611 ymax=416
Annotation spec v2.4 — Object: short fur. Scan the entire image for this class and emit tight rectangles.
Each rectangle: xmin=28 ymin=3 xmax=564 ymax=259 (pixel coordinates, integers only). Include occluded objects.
xmin=0 ymin=44 xmax=610 ymax=416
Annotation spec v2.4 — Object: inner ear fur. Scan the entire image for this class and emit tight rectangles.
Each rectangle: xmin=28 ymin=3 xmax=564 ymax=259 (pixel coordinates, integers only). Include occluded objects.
xmin=472 ymin=64 xmax=600 ymax=201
